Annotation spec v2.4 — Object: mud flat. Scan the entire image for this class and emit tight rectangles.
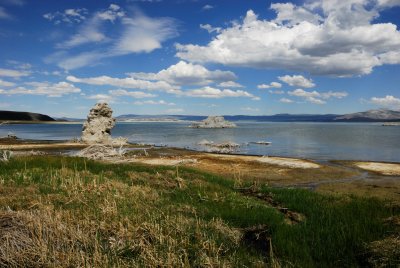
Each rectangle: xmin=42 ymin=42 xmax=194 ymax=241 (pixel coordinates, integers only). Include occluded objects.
xmin=354 ymin=161 xmax=400 ymax=175
xmin=206 ymin=154 xmax=320 ymax=169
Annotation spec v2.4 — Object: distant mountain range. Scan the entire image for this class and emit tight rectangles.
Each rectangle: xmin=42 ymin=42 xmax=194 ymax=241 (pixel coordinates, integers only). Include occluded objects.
xmin=334 ymin=109 xmax=400 ymax=122
xmin=55 ymin=117 xmax=85 ymax=122
xmin=0 ymin=110 xmax=55 ymax=121
xmin=1 ymin=109 xmax=399 ymax=122
xmin=117 ymin=109 xmax=400 ymax=123
xmin=116 ymin=113 xmax=339 ymax=122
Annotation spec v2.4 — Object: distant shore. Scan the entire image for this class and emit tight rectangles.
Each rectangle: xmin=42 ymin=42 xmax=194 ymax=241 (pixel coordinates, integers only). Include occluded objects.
xmin=0 ymin=120 xmax=83 ymax=125
xmin=0 ymin=120 xmax=195 ymax=124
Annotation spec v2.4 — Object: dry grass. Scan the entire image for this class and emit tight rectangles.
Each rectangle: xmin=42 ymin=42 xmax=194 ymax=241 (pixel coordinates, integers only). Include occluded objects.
xmin=1 ymin=154 xmax=399 ymax=267
xmin=0 ymin=208 xmax=106 ymax=267
xmin=367 ymin=236 xmax=400 ymax=267
xmin=0 ymin=207 xmax=248 ymax=267
xmin=367 ymin=215 xmax=400 ymax=267
xmin=0 ymin=156 xmax=264 ymax=267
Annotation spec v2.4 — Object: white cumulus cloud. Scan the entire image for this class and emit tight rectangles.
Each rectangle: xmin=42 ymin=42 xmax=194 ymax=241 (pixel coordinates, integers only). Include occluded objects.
xmin=67 ymin=67 xmax=257 ymax=101
xmin=0 ymin=68 xmax=30 ymax=78
xmin=0 ymin=79 xmax=15 ymax=87
xmin=134 ymin=100 xmax=175 ymax=105
xmin=278 ymin=75 xmax=315 ymax=88
xmin=200 ymin=24 xmax=222 ymax=34
xmin=272 ymin=3 xmax=322 ymax=25
xmin=288 ymin=88 xmax=347 ymax=104
xmin=257 ymin=82 xmax=282 ymax=89
xmin=202 ymin=5 xmax=214 ymax=10
xmin=66 ymin=75 xmax=178 ymax=93
xmin=128 ymin=61 xmax=236 ymax=86
xmin=184 ymin=86 xmax=258 ymax=99
xmin=176 ymin=1 xmax=400 ymax=76
xmin=218 ymin=81 xmax=243 ymax=88
xmin=370 ymin=95 xmax=400 ymax=108
xmin=279 ymin=98 xmax=294 ymax=103
xmin=0 ymin=81 xmax=81 ymax=97
xmin=109 ymin=89 xmax=156 ymax=98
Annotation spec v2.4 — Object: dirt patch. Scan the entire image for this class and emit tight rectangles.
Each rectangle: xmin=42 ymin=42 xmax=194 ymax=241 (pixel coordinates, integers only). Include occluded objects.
xmin=354 ymin=162 xmax=400 ymax=176
xmin=240 ymin=224 xmax=281 ymax=266
xmin=241 ymin=224 xmax=271 ymax=253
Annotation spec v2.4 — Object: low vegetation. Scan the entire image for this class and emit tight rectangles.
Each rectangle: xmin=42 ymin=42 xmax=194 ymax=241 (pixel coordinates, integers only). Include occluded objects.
xmin=0 ymin=156 xmax=398 ymax=267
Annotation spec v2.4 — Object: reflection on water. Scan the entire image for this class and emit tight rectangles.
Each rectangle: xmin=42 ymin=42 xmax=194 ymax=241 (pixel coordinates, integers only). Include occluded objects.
xmin=1 ymin=122 xmax=399 ymax=162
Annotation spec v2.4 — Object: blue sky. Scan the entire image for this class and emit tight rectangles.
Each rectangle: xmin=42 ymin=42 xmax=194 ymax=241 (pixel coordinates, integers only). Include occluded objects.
xmin=0 ymin=0 xmax=400 ymax=117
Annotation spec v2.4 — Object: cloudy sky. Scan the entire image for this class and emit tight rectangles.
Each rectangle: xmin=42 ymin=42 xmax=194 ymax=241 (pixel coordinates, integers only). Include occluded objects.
xmin=0 ymin=0 xmax=399 ymax=117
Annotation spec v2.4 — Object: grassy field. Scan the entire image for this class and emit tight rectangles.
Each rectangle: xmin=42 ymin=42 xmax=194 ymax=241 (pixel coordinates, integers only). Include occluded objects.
xmin=0 ymin=155 xmax=399 ymax=267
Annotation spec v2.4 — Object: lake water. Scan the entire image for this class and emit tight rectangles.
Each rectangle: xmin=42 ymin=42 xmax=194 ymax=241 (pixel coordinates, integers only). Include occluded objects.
xmin=1 ymin=122 xmax=399 ymax=162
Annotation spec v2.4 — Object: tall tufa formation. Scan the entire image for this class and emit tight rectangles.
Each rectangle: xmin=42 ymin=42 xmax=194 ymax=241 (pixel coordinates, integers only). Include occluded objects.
xmin=82 ymin=103 xmax=116 ymax=144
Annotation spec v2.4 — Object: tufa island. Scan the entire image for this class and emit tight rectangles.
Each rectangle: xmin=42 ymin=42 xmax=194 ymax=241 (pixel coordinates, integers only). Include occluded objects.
xmin=190 ymin=116 xmax=237 ymax=128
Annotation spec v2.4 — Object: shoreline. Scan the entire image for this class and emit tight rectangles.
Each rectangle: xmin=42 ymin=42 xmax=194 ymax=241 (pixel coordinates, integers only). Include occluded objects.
xmin=1 ymin=137 xmax=399 ymax=164
xmin=2 ymin=138 xmax=400 ymax=193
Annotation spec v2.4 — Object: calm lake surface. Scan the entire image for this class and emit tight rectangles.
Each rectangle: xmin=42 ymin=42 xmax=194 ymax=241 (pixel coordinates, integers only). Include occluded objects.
xmin=1 ymin=122 xmax=399 ymax=162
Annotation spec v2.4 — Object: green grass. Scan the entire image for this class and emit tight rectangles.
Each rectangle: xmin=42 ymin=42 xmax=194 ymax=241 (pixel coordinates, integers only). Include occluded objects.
xmin=0 ymin=155 xmax=398 ymax=267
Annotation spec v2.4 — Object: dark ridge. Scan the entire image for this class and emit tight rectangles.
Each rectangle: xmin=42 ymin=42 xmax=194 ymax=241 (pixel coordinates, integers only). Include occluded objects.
xmin=0 ymin=110 xmax=55 ymax=121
